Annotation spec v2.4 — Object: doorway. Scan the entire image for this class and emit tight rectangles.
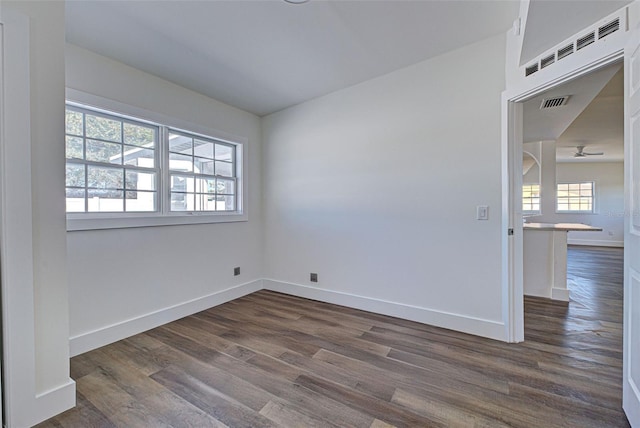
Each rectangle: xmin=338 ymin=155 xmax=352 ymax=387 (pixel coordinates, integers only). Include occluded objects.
xmin=503 ymin=3 xmax=640 ymax=422
xmin=504 ymin=52 xmax=625 ymax=343
xmin=505 ymin=42 xmax=639 ymax=426
xmin=520 ymin=62 xmax=624 ymax=304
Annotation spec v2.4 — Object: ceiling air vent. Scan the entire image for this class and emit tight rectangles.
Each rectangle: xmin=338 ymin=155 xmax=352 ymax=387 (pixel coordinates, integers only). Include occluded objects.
xmin=577 ymin=32 xmax=595 ymax=50
xmin=540 ymin=96 xmax=570 ymax=109
xmin=598 ymin=18 xmax=620 ymax=39
xmin=525 ymin=63 xmax=539 ymax=76
xmin=540 ymin=53 xmax=555 ymax=69
xmin=557 ymin=43 xmax=574 ymax=60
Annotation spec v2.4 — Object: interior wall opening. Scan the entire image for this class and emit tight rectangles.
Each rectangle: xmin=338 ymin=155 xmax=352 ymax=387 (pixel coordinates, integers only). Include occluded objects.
xmin=519 ymin=61 xmax=624 ymax=338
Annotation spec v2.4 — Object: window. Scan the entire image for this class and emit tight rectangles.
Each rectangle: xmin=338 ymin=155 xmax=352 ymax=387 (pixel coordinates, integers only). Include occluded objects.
xmin=65 ymin=106 xmax=159 ymax=213
xmin=167 ymin=131 xmax=236 ymax=212
xmin=522 ymin=184 xmax=541 ymax=213
xmin=65 ymin=101 xmax=243 ymax=229
xmin=556 ymin=182 xmax=594 ymax=212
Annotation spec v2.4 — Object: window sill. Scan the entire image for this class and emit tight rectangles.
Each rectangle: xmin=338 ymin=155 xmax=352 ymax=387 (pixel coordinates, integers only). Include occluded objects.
xmin=67 ymin=212 xmax=248 ymax=231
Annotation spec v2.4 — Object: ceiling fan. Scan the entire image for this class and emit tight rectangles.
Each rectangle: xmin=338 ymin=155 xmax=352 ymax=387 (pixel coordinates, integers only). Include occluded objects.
xmin=574 ymin=145 xmax=604 ymax=158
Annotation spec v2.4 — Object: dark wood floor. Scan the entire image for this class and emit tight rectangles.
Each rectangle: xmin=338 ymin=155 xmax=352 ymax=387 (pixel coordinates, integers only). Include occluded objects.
xmin=37 ymin=246 xmax=629 ymax=427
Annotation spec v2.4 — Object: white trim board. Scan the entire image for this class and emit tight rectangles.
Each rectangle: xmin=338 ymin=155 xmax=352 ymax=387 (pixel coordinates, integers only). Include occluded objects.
xmin=71 ymin=277 xmax=508 ymax=358
xmin=69 ymin=279 xmax=262 ymax=357
xmin=1 ymin=7 xmax=77 ymax=427
xmin=567 ymin=239 xmax=624 ymax=247
xmin=33 ymin=380 xmax=76 ymax=428
xmin=263 ymin=279 xmax=506 ymax=342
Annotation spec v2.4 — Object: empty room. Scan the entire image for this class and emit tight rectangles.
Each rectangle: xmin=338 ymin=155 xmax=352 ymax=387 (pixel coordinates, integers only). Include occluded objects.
xmin=1 ymin=0 xmax=639 ymax=427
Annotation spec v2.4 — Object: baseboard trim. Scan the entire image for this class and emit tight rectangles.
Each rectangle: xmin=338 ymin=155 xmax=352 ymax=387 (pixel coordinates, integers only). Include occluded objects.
xmin=70 ymin=277 xmax=510 ymax=356
xmin=551 ymin=287 xmax=570 ymax=301
xmin=69 ymin=279 xmax=263 ymax=356
xmin=567 ymin=238 xmax=623 ymax=247
xmin=30 ymin=379 xmax=76 ymax=427
xmin=262 ymin=279 xmax=506 ymax=341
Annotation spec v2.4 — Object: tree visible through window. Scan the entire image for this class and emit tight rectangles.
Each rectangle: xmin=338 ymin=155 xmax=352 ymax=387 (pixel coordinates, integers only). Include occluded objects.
xmin=557 ymin=182 xmax=594 ymax=212
xmin=65 ymin=106 xmax=158 ymax=213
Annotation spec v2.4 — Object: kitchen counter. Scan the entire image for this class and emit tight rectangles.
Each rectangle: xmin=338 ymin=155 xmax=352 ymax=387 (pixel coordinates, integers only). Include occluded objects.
xmin=524 ymin=222 xmax=603 ymax=232
xmin=523 ymin=222 xmax=601 ymax=301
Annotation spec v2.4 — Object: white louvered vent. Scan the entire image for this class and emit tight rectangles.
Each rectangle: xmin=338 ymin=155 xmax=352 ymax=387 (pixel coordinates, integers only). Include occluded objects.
xmin=598 ymin=18 xmax=620 ymax=39
xmin=525 ymin=63 xmax=539 ymax=76
xmin=557 ymin=43 xmax=574 ymax=60
xmin=524 ymin=12 xmax=625 ymax=78
xmin=540 ymin=96 xmax=570 ymax=109
xmin=540 ymin=53 xmax=555 ymax=69
xmin=576 ymin=32 xmax=596 ymax=50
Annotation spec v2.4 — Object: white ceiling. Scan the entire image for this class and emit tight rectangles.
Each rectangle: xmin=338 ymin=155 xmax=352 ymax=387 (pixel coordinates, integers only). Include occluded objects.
xmin=520 ymin=0 xmax=631 ymax=66
xmin=522 ymin=62 xmax=623 ymax=164
xmin=523 ymin=63 xmax=619 ymax=143
xmin=555 ymin=66 xmax=623 ymax=163
xmin=65 ymin=0 xmax=519 ymax=116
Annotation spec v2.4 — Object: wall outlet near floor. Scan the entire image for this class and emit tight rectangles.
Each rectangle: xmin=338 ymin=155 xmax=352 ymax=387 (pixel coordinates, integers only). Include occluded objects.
xmin=234 ymin=267 xmax=241 ymax=276
xmin=310 ymin=273 xmax=318 ymax=283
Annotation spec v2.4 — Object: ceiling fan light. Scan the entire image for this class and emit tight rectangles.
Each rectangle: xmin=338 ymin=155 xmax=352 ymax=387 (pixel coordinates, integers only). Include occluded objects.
xmin=284 ymin=0 xmax=310 ymax=3
xmin=574 ymin=145 xmax=604 ymax=157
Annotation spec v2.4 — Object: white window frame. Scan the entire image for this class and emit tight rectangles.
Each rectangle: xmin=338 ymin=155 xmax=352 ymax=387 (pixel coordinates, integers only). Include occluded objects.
xmin=556 ymin=181 xmax=595 ymax=214
xmin=522 ymin=183 xmax=541 ymax=215
xmin=65 ymin=104 xmax=162 ymax=214
xmin=66 ymin=89 xmax=247 ymax=231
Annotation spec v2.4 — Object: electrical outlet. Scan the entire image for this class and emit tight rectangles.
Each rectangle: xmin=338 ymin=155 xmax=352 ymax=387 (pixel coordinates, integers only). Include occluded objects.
xmin=234 ymin=267 xmax=240 ymax=276
xmin=310 ymin=273 xmax=318 ymax=283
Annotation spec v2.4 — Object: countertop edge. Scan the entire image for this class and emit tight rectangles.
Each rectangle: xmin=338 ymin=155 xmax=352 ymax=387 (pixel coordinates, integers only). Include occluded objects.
xmin=523 ymin=222 xmax=603 ymax=232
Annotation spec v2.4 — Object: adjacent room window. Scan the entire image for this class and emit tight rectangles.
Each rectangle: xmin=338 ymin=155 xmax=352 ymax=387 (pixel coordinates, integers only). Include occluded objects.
xmin=556 ymin=182 xmax=594 ymax=212
xmin=65 ymin=103 xmax=241 ymax=219
xmin=522 ymin=184 xmax=541 ymax=213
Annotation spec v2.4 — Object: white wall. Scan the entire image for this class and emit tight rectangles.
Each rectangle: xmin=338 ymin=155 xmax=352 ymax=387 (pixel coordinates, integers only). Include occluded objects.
xmin=262 ymin=34 xmax=508 ymax=340
xmin=561 ymin=162 xmax=624 ymax=246
xmin=1 ymin=2 xmax=75 ymax=426
xmin=65 ymin=45 xmax=263 ymax=355
xmin=523 ymin=141 xmax=542 ymax=186
xmin=529 ymin=159 xmax=624 ymax=246
xmin=538 ymin=140 xmax=557 ymax=218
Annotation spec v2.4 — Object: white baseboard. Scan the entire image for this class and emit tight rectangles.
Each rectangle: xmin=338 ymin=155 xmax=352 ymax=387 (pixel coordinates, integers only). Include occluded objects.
xmin=567 ymin=238 xmax=624 ymax=247
xmin=551 ymin=287 xmax=570 ymax=301
xmin=30 ymin=379 xmax=76 ymax=428
xmin=70 ymin=277 xmax=510 ymax=357
xmin=69 ymin=279 xmax=263 ymax=357
xmin=262 ymin=279 xmax=507 ymax=342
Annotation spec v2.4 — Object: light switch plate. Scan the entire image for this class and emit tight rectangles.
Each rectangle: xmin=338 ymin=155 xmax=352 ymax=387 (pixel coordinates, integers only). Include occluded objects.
xmin=477 ymin=205 xmax=489 ymax=220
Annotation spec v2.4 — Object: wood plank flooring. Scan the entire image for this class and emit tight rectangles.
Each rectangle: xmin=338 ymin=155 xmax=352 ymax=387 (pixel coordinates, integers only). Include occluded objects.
xmin=36 ymin=246 xmax=629 ymax=427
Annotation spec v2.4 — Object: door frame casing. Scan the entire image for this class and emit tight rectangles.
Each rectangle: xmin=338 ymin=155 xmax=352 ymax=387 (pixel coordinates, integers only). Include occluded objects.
xmin=0 ymin=7 xmax=38 ymax=427
xmin=623 ymin=21 xmax=640 ymax=425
